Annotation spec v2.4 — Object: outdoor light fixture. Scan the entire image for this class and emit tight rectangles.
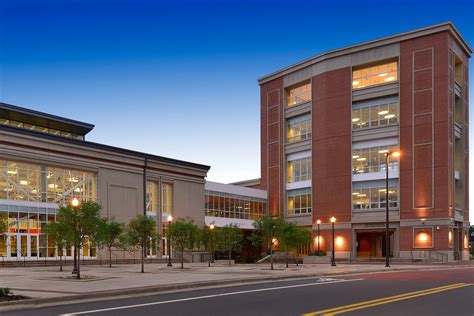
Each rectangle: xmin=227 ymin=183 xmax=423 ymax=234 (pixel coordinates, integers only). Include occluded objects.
xmin=71 ymin=197 xmax=79 ymax=208
xmin=330 ymin=216 xmax=336 ymax=267
xmin=384 ymin=150 xmax=400 ymax=268
xmin=167 ymin=215 xmax=173 ymax=267
xmin=316 ymin=219 xmax=321 ymax=254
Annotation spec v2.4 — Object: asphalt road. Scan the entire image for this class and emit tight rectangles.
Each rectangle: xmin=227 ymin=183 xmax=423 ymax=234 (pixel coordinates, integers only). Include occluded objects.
xmin=3 ymin=267 xmax=473 ymax=316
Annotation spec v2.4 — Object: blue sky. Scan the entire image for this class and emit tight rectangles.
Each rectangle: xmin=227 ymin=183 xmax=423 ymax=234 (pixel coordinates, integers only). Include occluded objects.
xmin=0 ymin=1 xmax=473 ymax=199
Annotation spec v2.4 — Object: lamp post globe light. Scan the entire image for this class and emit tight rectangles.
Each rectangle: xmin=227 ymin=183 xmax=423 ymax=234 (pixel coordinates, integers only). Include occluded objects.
xmin=330 ymin=216 xmax=336 ymax=267
xmin=384 ymin=150 xmax=400 ymax=268
xmin=316 ymin=219 xmax=321 ymax=254
xmin=167 ymin=215 xmax=173 ymax=267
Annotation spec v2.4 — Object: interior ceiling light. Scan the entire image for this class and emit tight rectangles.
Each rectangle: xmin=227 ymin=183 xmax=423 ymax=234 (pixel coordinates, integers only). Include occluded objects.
xmin=357 ymin=194 xmax=367 ymax=197
xmin=384 ymin=114 xmax=396 ymax=119
xmin=378 ymin=149 xmax=389 ymax=153
xmin=352 ymin=118 xmax=360 ymax=122
xmin=356 ymin=157 xmax=366 ymax=161
xmin=19 ymin=180 xmax=28 ymax=185
xmin=7 ymin=170 xmax=17 ymax=175
xmin=352 ymin=155 xmax=360 ymax=159
xmin=378 ymin=110 xmax=389 ymax=115
xmin=384 ymin=76 xmax=395 ymax=82
xmin=352 ymin=81 xmax=360 ymax=85
xmin=378 ymin=72 xmax=388 ymax=77
xmin=352 ymin=192 xmax=359 ymax=195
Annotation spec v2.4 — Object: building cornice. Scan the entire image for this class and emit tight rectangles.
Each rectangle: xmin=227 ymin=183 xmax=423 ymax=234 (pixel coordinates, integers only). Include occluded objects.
xmin=258 ymin=22 xmax=472 ymax=85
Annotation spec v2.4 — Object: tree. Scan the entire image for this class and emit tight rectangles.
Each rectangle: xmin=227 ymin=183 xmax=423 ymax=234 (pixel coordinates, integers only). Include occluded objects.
xmin=216 ymin=224 xmax=243 ymax=266
xmin=199 ymin=225 xmax=216 ymax=267
xmin=168 ymin=217 xmax=198 ymax=269
xmin=276 ymin=222 xmax=312 ymax=268
xmin=46 ymin=221 xmax=68 ymax=271
xmin=125 ymin=215 xmax=156 ymax=273
xmin=96 ymin=217 xmax=124 ymax=267
xmin=251 ymin=216 xmax=283 ymax=270
xmin=0 ymin=213 xmax=7 ymax=234
xmin=55 ymin=200 xmax=102 ymax=279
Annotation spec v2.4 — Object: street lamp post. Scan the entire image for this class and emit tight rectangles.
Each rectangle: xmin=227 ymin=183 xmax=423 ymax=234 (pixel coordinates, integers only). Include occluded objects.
xmin=167 ymin=215 xmax=173 ymax=267
xmin=209 ymin=224 xmax=215 ymax=267
xmin=316 ymin=219 xmax=321 ymax=254
xmin=384 ymin=150 xmax=400 ymax=268
xmin=330 ymin=216 xmax=336 ymax=267
xmin=71 ymin=197 xmax=79 ymax=277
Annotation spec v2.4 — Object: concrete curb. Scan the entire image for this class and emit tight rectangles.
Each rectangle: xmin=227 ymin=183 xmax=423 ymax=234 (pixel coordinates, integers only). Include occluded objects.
xmin=0 ymin=264 xmax=472 ymax=311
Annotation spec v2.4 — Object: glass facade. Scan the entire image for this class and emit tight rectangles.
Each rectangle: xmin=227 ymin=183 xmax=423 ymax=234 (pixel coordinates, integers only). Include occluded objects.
xmin=287 ymin=188 xmax=312 ymax=215
xmin=352 ymin=100 xmax=399 ymax=129
xmin=146 ymin=181 xmax=159 ymax=213
xmin=0 ymin=117 xmax=84 ymax=140
xmin=352 ymin=145 xmax=399 ymax=174
xmin=352 ymin=180 xmax=398 ymax=210
xmin=0 ymin=160 xmax=97 ymax=203
xmin=287 ymin=83 xmax=311 ymax=106
xmin=205 ymin=190 xmax=266 ymax=220
xmin=0 ymin=204 xmax=95 ymax=258
xmin=162 ymin=183 xmax=173 ymax=214
xmin=287 ymin=157 xmax=312 ymax=183
xmin=287 ymin=114 xmax=312 ymax=143
xmin=352 ymin=61 xmax=398 ymax=89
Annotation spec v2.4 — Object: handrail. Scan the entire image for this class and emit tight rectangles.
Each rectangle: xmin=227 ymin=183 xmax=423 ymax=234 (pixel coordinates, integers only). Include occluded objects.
xmin=411 ymin=250 xmax=448 ymax=262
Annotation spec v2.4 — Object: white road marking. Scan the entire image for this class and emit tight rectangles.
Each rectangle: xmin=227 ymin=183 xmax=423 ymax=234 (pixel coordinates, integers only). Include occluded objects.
xmin=59 ymin=278 xmax=363 ymax=315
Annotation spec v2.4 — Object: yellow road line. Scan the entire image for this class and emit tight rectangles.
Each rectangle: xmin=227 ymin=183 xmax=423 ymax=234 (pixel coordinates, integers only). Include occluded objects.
xmin=325 ymin=283 xmax=472 ymax=316
xmin=303 ymin=283 xmax=472 ymax=316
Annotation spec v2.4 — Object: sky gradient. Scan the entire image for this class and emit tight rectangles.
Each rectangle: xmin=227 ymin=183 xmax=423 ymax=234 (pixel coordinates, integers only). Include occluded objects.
xmin=1 ymin=0 xmax=473 ymax=220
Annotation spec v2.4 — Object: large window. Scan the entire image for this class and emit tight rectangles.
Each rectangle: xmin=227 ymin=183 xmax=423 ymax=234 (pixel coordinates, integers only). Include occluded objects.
xmin=0 ymin=160 xmax=96 ymax=204
xmin=287 ymin=83 xmax=311 ymax=106
xmin=0 ymin=118 xmax=84 ymax=140
xmin=287 ymin=188 xmax=312 ymax=215
xmin=146 ymin=181 xmax=159 ymax=213
xmin=287 ymin=157 xmax=312 ymax=183
xmin=352 ymin=145 xmax=399 ymax=175
xmin=162 ymin=183 xmax=173 ymax=214
xmin=287 ymin=114 xmax=311 ymax=143
xmin=352 ymin=61 xmax=398 ymax=89
xmin=352 ymin=180 xmax=398 ymax=210
xmin=205 ymin=191 xmax=266 ymax=220
xmin=352 ymin=98 xmax=399 ymax=129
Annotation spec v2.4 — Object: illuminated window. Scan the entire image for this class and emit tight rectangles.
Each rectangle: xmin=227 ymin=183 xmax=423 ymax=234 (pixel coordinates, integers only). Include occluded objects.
xmin=287 ymin=188 xmax=312 ymax=215
xmin=353 ymin=180 xmax=398 ymax=210
xmin=352 ymin=145 xmax=399 ymax=175
xmin=205 ymin=191 xmax=266 ymax=220
xmin=287 ymin=114 xmax=311 ymax=143
xmin=352 ymin=97 xmax=399 ymax=129
xmin=287 ymin=83 xmax=311 ymax=106
xmin=146 ymin=181 xmax=159 ymax=213
xmin=0 ymin=160 xmax=97 ymax=204
xmin=0 ymin=117 xmax=84 ymax=140
xmin=162 ymin=183 xmax=173 ymax=214
xmin=287 ymin=157 xmax=312 ymax=183
xmin=352 ymin=61 xmax=398 ymax=89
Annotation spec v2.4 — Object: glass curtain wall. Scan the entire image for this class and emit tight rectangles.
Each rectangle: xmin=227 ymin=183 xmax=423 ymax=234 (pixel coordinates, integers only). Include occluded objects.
xmin=352 ymin=180 xmax=398 ymax=210
xmin=205 ymin=191 xmax=266 ymax=220
xmin=352 ymin=145 xmax=399 ymax=174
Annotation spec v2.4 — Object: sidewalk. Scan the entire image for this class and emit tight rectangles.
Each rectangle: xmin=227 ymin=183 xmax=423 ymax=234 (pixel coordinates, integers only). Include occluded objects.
xmin=1 ymin=261 xmax=472 ymax=306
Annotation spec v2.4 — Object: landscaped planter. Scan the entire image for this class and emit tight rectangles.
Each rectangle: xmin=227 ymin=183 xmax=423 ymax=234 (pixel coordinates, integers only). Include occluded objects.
xmin=303 ymin=256 xmax=331 ymax=264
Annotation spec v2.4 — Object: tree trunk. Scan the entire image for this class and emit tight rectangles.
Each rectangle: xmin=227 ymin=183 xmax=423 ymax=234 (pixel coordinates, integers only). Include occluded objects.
xmin=73 ymin=241 xmax=77 ymax=270
xmin=228 ymin=247 xmax=231 ymax=266
xmin=109 ymin=246 xmax=112 ymax=268
xmin=59 ymin=253 xmax=63 ymax=272
xmin=141 ymin=243 xmax=144 ymax=273
xmin=180 ymin=250 xmax=184 ymax=269
xmin=286 ymin=249 xmax=289 ymax=268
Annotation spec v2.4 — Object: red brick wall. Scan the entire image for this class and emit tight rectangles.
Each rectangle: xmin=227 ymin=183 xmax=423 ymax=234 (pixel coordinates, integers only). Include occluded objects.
xmin=312 ymin=68 xmax=352 ymax=224
xmin=399 ymin=32 xmax=452 ymax=221
xmin=259 ymin=77 xmax=284 ymax=217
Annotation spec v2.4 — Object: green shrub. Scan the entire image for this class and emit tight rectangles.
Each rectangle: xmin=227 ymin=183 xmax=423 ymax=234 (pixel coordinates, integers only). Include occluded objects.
xmin=309 ymin=251 xmax=327 ymax=256
xmin=0 ymin=288 xmax=11 ymax=296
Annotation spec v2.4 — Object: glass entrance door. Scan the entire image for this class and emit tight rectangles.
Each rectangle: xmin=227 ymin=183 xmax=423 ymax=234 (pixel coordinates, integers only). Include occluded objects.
xmin=9 ymin=235 xmax=17 ymax=257
xmin=19 ymin=234 xmax=28 ymax=257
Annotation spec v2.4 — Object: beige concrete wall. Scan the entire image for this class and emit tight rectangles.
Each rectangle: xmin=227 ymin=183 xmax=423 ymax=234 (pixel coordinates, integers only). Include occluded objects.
xmin=98 ymin=167 xmax=144 ymax=223
xmin=173 ymin=179 xmax=205 ymax=226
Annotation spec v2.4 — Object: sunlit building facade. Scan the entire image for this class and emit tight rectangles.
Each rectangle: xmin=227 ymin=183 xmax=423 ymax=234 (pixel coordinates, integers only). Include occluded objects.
xmin=256 ymin=22 xmax=471 ymax=261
